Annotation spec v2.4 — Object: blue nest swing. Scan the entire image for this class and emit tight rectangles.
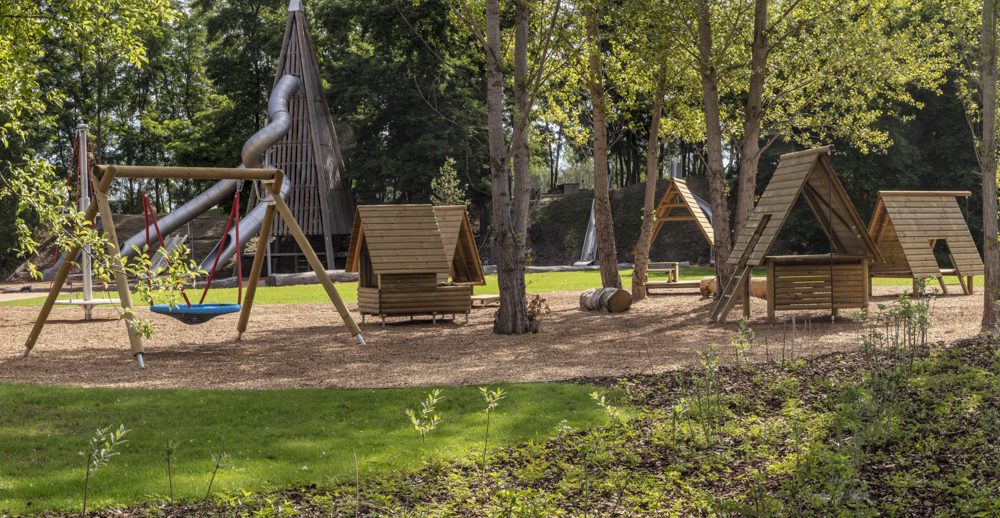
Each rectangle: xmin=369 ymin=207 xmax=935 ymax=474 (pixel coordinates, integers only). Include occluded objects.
xmin=151 ymin=303 xmax=242 ymax=325
xmin=143 ymin=191 xmax=245 ymax=326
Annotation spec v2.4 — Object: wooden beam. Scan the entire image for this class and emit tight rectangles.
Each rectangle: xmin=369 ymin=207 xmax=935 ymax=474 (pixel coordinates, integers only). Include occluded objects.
xmin=238 ymin=184 xmax=279 ymax=338
xmin=92 ymin=187 xmax=145 ymax=361
xmin=96 ymin=165 xmax=279 ymax=181
xmin=269 ymin=181 xmax=363 ymax=341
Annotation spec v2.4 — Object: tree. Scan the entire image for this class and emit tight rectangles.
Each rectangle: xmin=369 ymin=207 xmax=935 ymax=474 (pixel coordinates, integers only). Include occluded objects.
xmin=613 ymin=0 xmax=701 ymax=302
xmin=947 ymin=0 xmax=1000 ymax=332
xmin=978 ymin=0 xmax=999 ymax=331
xmin=454 ymin=0 xmax=566 ymax=334
xmin=583 ymin=4 xmax=622 ymax=290
xmin=431 ymin=157 xmax=469 ymax=206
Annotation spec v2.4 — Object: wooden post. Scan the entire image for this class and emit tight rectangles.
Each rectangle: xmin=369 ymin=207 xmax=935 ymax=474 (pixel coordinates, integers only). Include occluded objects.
xmin=237 ymin=186 xmax=278 ymax=339
xmin=767 ymin=261 xmax=776 ymax=323
xmin=937 ymin=275 xmax=949 ymax=295
xmin=92 ymin=188 xmax=145 ymax=360
xmin=268 ymin=182 xmax=363 ymax=341
xmin=742 ymin=273 xmax=751 ymax=319
xmin=23 ymin=178 xmax=104 ymax=356
xmin=968 ymin=275 xmax=975 ymax=294
xmin=862 ymin=260 xmax=870 ymax=310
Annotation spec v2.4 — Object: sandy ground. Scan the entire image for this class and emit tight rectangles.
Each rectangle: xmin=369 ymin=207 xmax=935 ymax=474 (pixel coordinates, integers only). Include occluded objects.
xmin=0 ymin=286 xmax=984 ymax=390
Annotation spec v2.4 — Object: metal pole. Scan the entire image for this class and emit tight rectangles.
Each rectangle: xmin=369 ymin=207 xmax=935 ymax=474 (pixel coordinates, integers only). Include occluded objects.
xmin=77 ymin=123 xmax=93 ymax=320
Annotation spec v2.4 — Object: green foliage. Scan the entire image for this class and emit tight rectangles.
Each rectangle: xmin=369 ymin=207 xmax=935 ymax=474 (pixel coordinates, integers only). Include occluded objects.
xmin=431 ymin=157 xmax=469 ymax=206
xmin=81 ymin=424 xmax=129 ymax=513
xmin=405 ymin=389 xmax=445 ymax=448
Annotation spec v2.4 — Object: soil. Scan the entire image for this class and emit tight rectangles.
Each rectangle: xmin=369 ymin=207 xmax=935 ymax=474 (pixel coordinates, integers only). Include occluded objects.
xmin=0 ymin=286 xmax=983 ymax=390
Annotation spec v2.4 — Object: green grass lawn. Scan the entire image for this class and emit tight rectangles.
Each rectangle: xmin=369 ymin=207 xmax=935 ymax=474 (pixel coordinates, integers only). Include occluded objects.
xmin=0 ymin=382 xmax=616 ymax=513
xmin=3 ymin=268 xmax=978 ymax=307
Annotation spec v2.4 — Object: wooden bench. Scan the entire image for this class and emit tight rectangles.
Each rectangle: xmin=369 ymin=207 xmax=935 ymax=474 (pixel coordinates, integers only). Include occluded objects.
xmin=645 ymin=262 xmax=701 ymax=292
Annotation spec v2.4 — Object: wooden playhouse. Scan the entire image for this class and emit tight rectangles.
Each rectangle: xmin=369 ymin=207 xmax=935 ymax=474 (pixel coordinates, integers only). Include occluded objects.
xmin=711 ymin=146 xmax=881 ymax=322
xmin=642 ymin=178 xmax=714 ymax=292
xmin=346 ymin=205 xmax=478 ymax=323
xmin=868 ymin=191 xmax=983 ymax=295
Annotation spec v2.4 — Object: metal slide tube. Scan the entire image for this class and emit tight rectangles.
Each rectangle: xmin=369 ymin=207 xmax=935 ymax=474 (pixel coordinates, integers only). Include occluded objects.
xmin=116 ymin=75 xmax=302 ymax=267
xmin=197 ymin=75 xmax=301 ymax=271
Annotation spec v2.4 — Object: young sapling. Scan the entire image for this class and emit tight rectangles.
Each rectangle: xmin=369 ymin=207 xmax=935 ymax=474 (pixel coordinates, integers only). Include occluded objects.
xmin=81 ymin=424 xmax=129 ymax=514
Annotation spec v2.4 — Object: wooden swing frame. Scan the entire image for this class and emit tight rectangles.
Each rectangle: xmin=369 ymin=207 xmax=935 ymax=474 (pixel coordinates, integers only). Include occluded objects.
xmin=23 ymin=165 xmax=363 ymax=367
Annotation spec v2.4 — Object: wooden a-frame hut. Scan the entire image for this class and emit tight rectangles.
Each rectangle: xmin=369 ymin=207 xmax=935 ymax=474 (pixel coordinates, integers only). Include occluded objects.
xmin=642 ymin=178 xmax=714 ymax=292
xmin=433 ymin=205 xmax=486 ymax=285
xmin=711 ymin=146 xmax=881 ymax=322
xmin=262 ymin=0 xmax=355 ymax=272
xmin=868 ymin=191 xmax=982 ymax=295
xmin=346 ymin=205 xmax=473 ymax=323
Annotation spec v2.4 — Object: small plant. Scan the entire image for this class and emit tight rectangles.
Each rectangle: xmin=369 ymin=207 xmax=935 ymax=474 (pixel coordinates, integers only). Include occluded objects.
xmin=81 ymin=424 xmax=129 ymax=514
xmin=479 ymin=386 xmax=507 ymax=464
xmin=590 ymin=390 xmax=622 ymax=422
xmin=206 ymin=451 xmax=231 ymax=500
xmin=526 ymin=294 xmax=551 ymax=333
xmin=731 ymin=318 xmax=756 ymax=372
xmin=165 ymin=441 xmax=176 ymax=504
xmin=405 ymin=389 xmax=444 ymax=448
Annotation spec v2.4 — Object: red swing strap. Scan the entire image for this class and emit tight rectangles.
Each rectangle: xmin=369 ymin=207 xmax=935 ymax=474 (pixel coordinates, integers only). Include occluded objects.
xmin=142 ymin=193 xmax=192 ymax=307
xmin=200 ymin=191 xmax=243 ymax=305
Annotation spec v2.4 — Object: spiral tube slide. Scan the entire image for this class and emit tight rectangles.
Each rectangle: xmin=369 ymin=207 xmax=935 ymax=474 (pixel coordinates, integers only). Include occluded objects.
xmin=117 ymin=74 xmax=303 ymax=271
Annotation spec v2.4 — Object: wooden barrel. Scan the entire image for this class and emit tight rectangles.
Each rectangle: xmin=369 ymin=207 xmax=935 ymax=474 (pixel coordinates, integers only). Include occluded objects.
xmin=580 ymin=288 xmax=632 ymax=313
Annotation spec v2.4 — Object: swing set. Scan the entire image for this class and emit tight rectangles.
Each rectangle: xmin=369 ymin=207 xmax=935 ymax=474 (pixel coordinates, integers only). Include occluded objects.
xmin=22 ymin=164 xmax=364 ymax=368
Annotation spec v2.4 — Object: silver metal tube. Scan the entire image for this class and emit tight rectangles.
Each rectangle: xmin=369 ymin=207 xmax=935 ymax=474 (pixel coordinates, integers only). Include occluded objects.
xmin=116 ymin=75 xmax=302 ymax=268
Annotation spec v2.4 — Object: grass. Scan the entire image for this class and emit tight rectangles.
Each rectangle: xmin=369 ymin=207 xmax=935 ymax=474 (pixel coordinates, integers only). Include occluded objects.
xmin=0 ymin=382 xmax=618 ymax=514
xmin=2 ymin=268 xmax=980 ymax=307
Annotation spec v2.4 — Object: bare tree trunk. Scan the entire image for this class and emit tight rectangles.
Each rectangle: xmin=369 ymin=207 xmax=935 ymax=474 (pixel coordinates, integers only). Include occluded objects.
xmin=697 ymin=0 xmax=735 ymax=293
xmin=631 ymin=78 xmax=666 ymax=302
xmin=512 ymin=0 xmax=531 ymax=239
xmin=585 ymin=8 xmax=622 ymax=289
xmin=486 ymin=0 xmax=529 ymax=334
xmin=736 ymin=0 xmax=768 ymax=232
xmin=981 ymin=0 xmax=999 ymax=332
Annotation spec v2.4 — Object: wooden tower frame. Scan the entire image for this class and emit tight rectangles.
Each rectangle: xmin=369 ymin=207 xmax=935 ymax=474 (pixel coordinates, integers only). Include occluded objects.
xmin=711 ymin=146 xmax=880 ymax=322
xmin=263 ymin=0 xmax=355 ymax=272
xmin=868 ymin=191 xmax=983 ymax=295
xmin=23 ymin=165 xmax=363 ymax=367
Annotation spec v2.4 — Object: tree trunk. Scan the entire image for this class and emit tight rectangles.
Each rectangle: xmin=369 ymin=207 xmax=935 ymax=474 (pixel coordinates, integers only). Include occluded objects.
xmin=736 ymin=0 xmax=769 ymax=232
xmin=981 ymin=0 xmax=999 ymax=332
xmin=631 ymin=78 xmax=666 ymax=302
xmin=585 ymin=8 xmax=622 ymax=289
xmin=485 ymin=0 xmax=529 ymax=334
xmin=697 ymin=0 xmax=735 ymax=294
xmin=512 ymin=0 xmax=531 ymax=240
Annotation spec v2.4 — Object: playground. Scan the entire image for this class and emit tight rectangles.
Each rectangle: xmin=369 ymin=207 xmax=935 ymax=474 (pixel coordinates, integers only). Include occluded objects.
xmin=1 ymin=273 xmax=984 ymax=390
xmin=3 ymin=0 xmax=999 ymax=514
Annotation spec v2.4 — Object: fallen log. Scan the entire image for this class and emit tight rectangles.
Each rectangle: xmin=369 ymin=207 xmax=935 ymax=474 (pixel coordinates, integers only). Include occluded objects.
xmin=579 ymin=287 xmax=632 ymax=313
xmin=265 ymin=270 xmax=359 ymax=287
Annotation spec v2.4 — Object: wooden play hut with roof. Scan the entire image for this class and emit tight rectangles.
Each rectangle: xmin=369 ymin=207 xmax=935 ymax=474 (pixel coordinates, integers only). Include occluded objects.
xmin=346 ymin=205 xmax=478 ymax=323
xmin=642 ymin=178 xmax=714 ymax=292
xmin=867 ymin=191 xmax=982 ymax=295
xmin=711 ymin=146 xmax=880 ymax=323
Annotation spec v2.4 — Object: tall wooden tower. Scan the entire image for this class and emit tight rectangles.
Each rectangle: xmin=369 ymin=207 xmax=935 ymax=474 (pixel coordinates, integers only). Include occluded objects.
xmin=264 ymin=0 xmax=354 ymax=271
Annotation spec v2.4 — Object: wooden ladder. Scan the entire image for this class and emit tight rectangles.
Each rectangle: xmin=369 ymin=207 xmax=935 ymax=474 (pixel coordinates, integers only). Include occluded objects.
xmin=709 ymin=216 xmax=770 ymax=323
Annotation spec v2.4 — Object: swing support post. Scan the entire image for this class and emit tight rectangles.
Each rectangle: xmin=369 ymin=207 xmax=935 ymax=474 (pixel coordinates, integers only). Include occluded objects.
xmin=22 ymin=165 xmax=364 ymax=367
